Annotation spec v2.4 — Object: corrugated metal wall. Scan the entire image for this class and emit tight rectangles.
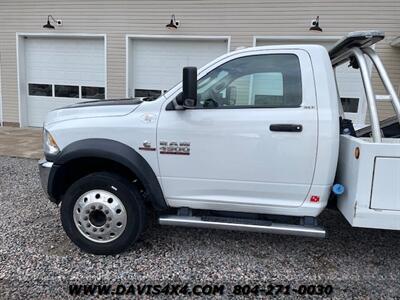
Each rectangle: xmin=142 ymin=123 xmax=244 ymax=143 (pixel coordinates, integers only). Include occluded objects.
xmin=0 ymin=0 xmax=399 ymax=124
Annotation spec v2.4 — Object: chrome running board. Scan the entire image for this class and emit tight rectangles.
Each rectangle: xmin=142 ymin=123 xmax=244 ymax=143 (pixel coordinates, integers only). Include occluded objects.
xmin=159 ymin=215 xmax=326 ymax=238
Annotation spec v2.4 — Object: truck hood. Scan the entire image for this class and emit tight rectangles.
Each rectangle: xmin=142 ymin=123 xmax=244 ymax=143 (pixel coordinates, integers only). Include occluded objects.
xmin=44 ymin=98 xmax=143 ymax=125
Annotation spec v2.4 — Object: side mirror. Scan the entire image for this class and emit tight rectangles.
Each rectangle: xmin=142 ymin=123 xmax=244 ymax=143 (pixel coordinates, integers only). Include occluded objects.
xmin=175 ymin=66 xmax=197 ymax=108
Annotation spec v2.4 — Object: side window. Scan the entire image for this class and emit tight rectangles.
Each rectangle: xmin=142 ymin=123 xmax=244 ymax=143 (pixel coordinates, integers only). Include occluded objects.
xmin=196 ymin=54 xmax=302 ymax=108
xmin=28 ymin=84 xmax=52 ymax=97
xmin=55 ymin=85 xmax=79 ymax=98
xmin=82 ymin=86 xmax=105 ymax=100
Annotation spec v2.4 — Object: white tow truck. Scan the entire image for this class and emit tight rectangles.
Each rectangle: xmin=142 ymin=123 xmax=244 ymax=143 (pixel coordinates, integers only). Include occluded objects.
xmin=39 ymin=31 xmax=400 ymax=254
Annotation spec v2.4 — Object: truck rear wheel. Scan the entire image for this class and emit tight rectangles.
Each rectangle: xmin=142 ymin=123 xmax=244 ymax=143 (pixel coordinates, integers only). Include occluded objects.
xmin=60 ymin=172 xmax=145 ymax=255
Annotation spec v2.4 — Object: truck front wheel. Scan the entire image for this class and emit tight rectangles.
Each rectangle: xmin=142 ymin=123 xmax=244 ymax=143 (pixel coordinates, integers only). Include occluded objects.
xmin=60 ymin=172 xmax=145 ymax=255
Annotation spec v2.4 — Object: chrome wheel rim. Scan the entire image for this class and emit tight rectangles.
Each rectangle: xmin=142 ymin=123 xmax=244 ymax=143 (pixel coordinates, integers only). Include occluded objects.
xmin=73 ymin=189 xmax=127 ymax=243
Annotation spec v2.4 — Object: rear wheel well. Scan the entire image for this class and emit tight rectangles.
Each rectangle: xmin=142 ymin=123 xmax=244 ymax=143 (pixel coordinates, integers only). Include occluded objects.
xmin=52 ymin=157 xmax=146 ymax=204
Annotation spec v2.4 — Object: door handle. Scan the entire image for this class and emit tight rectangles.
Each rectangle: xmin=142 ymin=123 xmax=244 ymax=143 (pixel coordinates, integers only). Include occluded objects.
xmin=269 ymin=124 xmax=303 ymax=132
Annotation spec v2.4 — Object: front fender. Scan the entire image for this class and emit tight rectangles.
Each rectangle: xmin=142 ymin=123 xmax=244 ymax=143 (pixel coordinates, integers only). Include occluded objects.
xmin=48 ymin=138 xmax=167 ymax=210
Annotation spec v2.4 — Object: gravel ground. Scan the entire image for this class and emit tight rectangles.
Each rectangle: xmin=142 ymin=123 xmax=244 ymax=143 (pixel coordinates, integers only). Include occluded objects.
xmin=0 ymin=156 xmax=400 ymax=299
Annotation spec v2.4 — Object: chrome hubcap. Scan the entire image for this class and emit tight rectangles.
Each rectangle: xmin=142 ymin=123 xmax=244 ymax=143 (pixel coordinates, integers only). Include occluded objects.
xmin=73 ymin=189 xmax=127 ymax=243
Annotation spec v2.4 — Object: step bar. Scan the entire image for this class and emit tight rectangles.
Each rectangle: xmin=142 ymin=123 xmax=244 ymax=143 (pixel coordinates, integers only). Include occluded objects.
xmin=159 ymin=216 xmax=326 ymax=238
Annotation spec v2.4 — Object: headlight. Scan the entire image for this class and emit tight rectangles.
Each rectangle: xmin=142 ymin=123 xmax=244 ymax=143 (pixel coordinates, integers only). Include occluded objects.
xmin=43 ymin=129 xmax=60 ymax=155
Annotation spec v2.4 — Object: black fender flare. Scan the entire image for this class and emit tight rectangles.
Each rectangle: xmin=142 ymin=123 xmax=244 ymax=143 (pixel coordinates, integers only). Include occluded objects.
xmin=48 ymin=138 xmax=167 ymax=210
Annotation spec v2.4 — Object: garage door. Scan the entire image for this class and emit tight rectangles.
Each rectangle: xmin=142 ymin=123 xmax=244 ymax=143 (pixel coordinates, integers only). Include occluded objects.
xmin=23 ymin=37 xmax=105 ymax=127
xmin=128 ymin=38 xmax=228 ymax=97
xmin=256 ymin=39 xmax=367 ymax=128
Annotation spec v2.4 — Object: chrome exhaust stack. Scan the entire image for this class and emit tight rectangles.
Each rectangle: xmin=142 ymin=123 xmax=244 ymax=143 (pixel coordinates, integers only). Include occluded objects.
xmin=159 ymin=215 xmax=326 ymax=238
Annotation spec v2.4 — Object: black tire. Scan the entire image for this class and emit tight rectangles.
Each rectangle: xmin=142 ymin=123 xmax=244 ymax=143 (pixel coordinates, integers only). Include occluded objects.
xmin=60 ymin=172 xmax=146 ymax=255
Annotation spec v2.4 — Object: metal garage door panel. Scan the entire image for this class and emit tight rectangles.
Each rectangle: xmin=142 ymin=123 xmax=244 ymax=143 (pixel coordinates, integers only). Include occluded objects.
xmin=24 ymin=37 xmax=105 ymax=127
xmin=130 ymin=39 xmax=227 ymax=96
xmin=25 ymin=37 xmax=104 ymax=86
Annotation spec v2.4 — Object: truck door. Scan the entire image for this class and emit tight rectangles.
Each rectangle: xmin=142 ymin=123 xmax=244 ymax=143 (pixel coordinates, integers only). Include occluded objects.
xmin=157 ymin=50 xmax=318 ymax=211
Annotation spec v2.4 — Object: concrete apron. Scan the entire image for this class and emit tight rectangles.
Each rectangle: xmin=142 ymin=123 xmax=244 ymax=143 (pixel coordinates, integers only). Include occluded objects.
xmin=0 ymin=127 xmax=42 ymax=159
